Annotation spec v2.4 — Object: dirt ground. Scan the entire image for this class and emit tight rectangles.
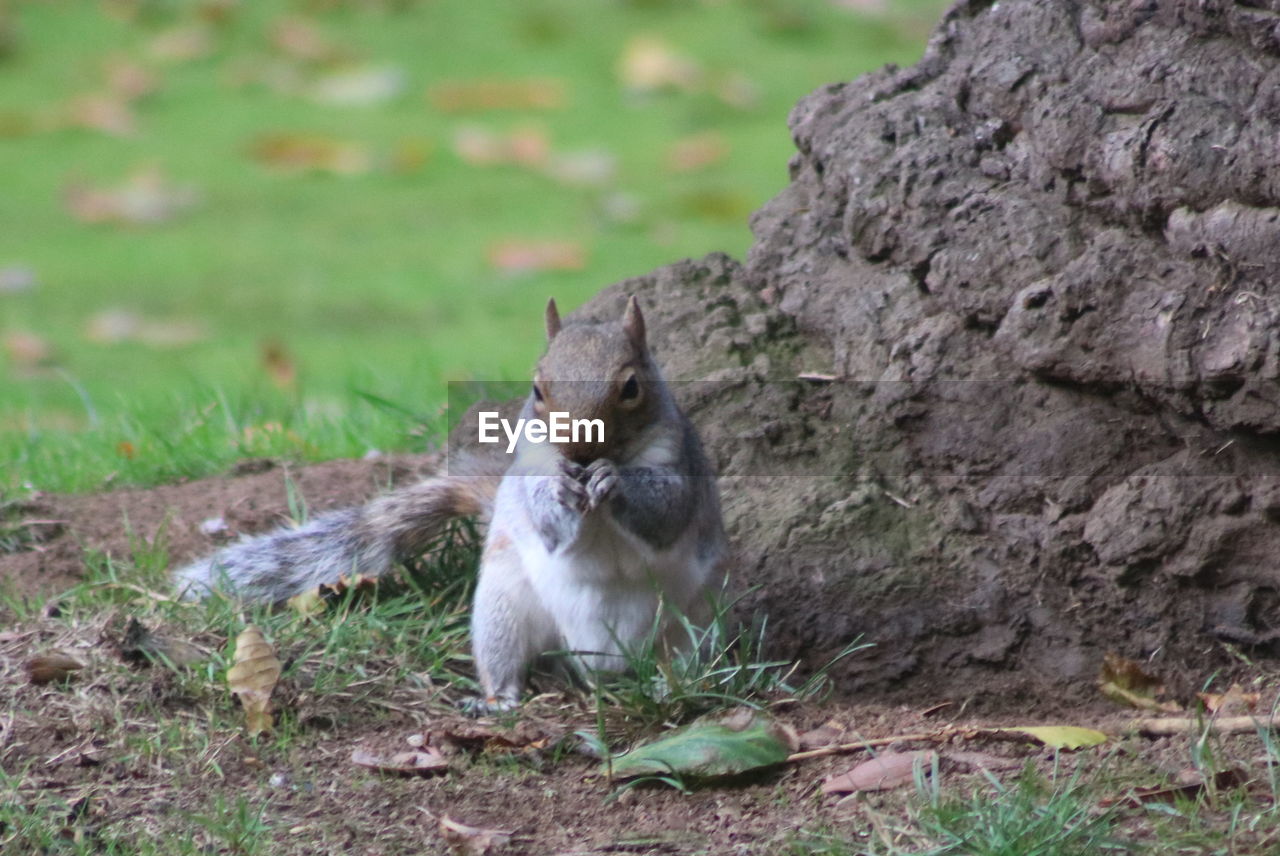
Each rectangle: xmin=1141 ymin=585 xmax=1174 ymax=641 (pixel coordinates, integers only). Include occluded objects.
xmin=4 ymin=459 xmax=1280 ymax=854
xmin=8 ymin=0 xmax=1280 ymax=849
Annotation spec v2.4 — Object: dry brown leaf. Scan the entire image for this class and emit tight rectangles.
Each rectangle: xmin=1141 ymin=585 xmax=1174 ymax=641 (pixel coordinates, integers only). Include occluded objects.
xmin=452 ymin=124 xmax=550 ymax=168
xmin=488 ymin=240 xmax=586 ymax=274
xmin=389 ymin=138 xmax=433 ymax=174
xmin=1198 ymin=684 xmax=1260 ymax=716
xmin=64 ymin=169 xmax=199 ymax=226
xmin=1105 ymin=766 xmax=1249 ymax=807
xmin=104 ymin=58 xmax=159 ymax=101
xmin=286 ymin=588 xmax=324 ymax=617
xmin=667 ymin=131 xmax=729 ymax=172
xmin=148 ymin=24 xmax=214 ymax=63
xmin=1098 ymin=652 xmax=1180 ymax=713
xmin=617 ymin=36 xmax=701 ymax=93
xmin=797 ymin=719 xmax=847 ymax=751
xmin=712 ymin=71 xmax=761 ymax=110
xmin=351 ymin=747 xmax=449 ymax=776
xmin=248 ymin=133 xmax=372 ymax=176
xmin=26 ymin=653 xmax=85 ymax=685
xmin=226 ymin=625 xmax=281 ymax=736
xmin=65 ymin=93 xmax=136 ymax=137
xmin=270 ymin=16 xmax=345 ymax=64
xmin=429 ymin=78 xmax=566 ymax=112
xmin=259 ymin=340 xmax=296 ymax=389
xmin=439 ymin=815 xmax=512 ymax=856
xmin=4 ymin=331 xmax=54 ymax=367
xmin=944 ymin=750 xmax=1022 ymax=773
xmin=821 ymin=750 xmax=937 ymax=794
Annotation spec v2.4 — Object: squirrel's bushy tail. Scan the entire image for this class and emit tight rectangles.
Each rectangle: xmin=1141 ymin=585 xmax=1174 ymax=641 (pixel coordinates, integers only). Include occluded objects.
xmin=174 ymin=473 xmax=498 ymax=603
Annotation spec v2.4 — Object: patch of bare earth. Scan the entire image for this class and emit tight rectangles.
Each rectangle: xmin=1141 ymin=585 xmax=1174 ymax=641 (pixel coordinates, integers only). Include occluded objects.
xmin=0 ymin=454 xmax=436 ymax=604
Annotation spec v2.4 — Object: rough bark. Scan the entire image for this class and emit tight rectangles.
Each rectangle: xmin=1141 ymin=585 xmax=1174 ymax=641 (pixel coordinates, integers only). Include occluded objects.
xmin=578 ymin=0 xmax=1280 ymax=704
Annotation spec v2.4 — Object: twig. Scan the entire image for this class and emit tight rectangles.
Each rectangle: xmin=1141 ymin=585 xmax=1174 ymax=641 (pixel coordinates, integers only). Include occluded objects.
xmin=1129 ymin=715 xmax=1280 ymax=737
xmin=787 ymin=729 xmax=950 ymax=763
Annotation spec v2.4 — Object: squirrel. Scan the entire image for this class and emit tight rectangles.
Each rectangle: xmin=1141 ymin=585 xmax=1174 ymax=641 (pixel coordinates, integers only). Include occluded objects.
xmin=174 ymin=296 xmax=727 ymax=711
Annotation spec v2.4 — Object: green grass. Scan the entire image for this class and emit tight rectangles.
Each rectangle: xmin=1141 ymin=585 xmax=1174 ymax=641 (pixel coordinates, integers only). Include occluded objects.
xmin=595 ymin=585 xmax=870 ymax=730
xmin=0 ymin=0 xmax=941 ymax=492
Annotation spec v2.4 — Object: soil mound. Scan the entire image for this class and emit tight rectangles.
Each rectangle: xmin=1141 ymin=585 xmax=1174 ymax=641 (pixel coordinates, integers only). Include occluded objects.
xmin=577 ymin=0 xmax=1280 ymax=703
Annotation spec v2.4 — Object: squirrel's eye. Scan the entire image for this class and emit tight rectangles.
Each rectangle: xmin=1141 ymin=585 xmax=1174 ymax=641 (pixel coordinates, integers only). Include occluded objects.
xmin=532 ymin=384 xmax=544 ymax=403
xmin=620 ymin=375 xmax=639 ymax=401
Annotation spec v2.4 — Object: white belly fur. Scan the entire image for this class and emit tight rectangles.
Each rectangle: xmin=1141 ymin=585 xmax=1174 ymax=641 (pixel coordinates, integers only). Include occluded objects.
xmin=497 ymin=479 xmax=712 ymax=669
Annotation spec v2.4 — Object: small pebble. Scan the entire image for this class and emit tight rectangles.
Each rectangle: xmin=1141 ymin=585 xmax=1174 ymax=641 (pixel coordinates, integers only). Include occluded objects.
xmin=199 ymin=516 xmax=227 ymax=536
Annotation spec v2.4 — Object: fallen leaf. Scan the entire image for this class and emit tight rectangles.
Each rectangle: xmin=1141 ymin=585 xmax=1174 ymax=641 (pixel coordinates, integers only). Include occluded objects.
xmin=4 ymin=331 xmax=54 ymax=367
xmin=248 ymin=133 xmax=373 ymax=176
xmin=439 ymin=815 xmax=512 ymax=855
xmin=104 ymin=57 xmax=159 ymax=101
xmin=1198 ymin=684 xmax=1260 ymax=716
xmin=351 ymin=746 xmax=449 ymax=776
xmin=64 ymin=168 xmax=200 ymax=226
xmin=797 ymin=720 xmax=846 ymax=751
xmin=944 ymin=750 xmax=1022 ymax=773
xmin=226 ymin=625 xmax=281 ymax=736
xmin=667 ymin=131 xmax=729 ymax=172
xmin=712 ymin=70 xmax=761 ymax=110
xmin=452 ymin=124 xmax=550 ymax=168
xmin=487 ymin=240 xmax=585 ymax=274
xmin=260 ymin=340 xmax=296 ymax=389
xmin=309 ymin=65 xmax=405 ymax=106
xmin=608 ymin=710 xmax=795 ymax=781
xmin=65 ymin=93 xmax=137 ymax=137
xmin=270 ymin=16 xmax=345 ymax=65
xmin=992 ymin=725 xmax=1108 ymax=750
xmin=429 ymin=77 xmax=566 ymax=112
xmin=148 ymin=23 xmax=214 ymax=63
xmin=617 ymin=36 xmax=701 ymax=93
xmin=389 ymin=137 xmax=433 ymax=174
xmin=1107 ymin=766 xmax=1249 ymax=807
xmin=1098 ymin=652 xmax=1179 ymax=713
xmin=286 ymin=587 xmax=325 ymax=617
xmin=26 ymin=653 xmax=84 ymax=685
xmin=822 ymin=750 xmax=937 ymax=794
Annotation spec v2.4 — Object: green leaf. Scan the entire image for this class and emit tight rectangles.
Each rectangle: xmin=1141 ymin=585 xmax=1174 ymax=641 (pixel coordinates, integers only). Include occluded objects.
xmin=608 ymin=712 xmax=793 ymax=781
xmin=995 ymin=726 xmax=1108 ymax=750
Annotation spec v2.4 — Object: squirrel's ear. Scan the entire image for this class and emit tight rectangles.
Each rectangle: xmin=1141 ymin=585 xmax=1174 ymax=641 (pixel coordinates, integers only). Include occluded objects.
xmin=544 ymin=298 xmax=562 ymax=341
xmin=622 ymin=295 xmax=646 ymax=348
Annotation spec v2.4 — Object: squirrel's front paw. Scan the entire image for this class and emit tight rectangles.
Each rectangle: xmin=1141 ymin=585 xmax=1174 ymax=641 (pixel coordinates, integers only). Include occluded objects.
xmin=555 ymin=459 xmax=588 ymax=513
xmin=582 ymin=459 xmax=618 ymax=510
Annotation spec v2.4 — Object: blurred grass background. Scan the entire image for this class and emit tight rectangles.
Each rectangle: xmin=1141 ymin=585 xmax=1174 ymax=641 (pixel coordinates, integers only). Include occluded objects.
xmin=0 ymin=0 xmax=942 ymax=492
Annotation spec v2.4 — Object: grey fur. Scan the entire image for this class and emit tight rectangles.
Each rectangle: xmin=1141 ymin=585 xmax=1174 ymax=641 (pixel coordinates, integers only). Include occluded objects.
xmin=173 ymin=476 xmax=495 ymax=603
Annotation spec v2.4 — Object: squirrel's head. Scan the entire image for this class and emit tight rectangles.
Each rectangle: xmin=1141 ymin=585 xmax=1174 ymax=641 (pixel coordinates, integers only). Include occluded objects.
xmin=532 ymin=295 xmax=661 ymax=465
